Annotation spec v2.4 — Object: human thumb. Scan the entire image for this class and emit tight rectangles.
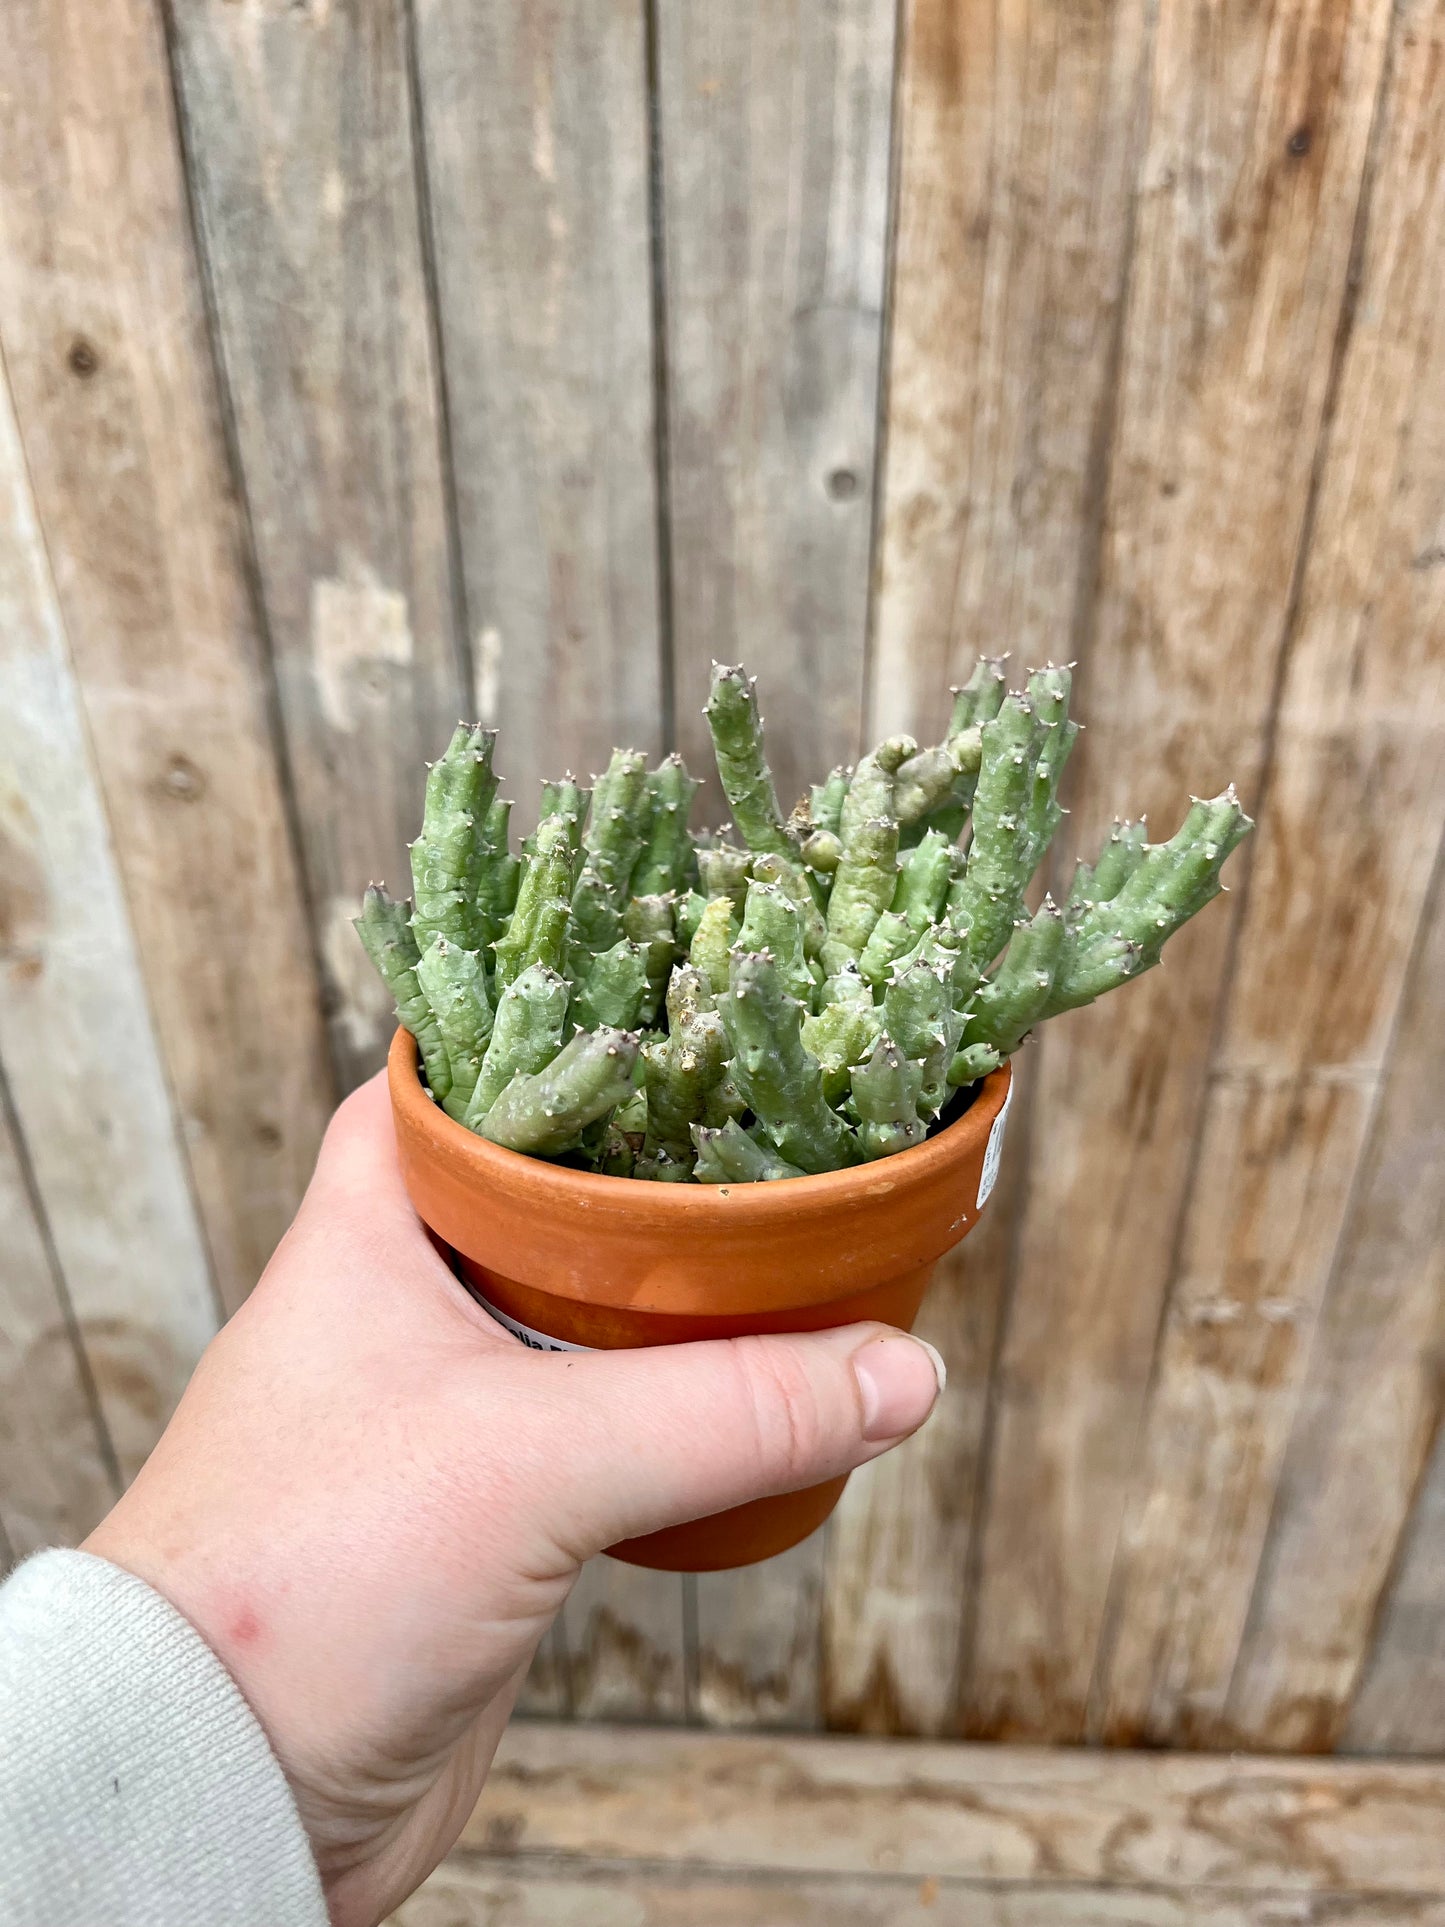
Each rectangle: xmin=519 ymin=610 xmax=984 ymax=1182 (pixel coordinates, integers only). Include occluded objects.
xmin=520 ymin=1322 xmax=946 ymax=1558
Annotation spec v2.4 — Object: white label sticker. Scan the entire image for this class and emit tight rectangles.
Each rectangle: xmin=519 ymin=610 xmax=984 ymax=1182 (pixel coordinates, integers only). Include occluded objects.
xmin=461 ymin=1276 xmax=594 ymax=1352
xmin=976 ymin=1080 xmax=1013 ymax=1210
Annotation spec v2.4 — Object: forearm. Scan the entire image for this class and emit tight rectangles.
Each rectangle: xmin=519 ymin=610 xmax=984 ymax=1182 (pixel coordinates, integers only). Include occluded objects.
xmin=0 ymin=1550 xmax=325 ymax=1927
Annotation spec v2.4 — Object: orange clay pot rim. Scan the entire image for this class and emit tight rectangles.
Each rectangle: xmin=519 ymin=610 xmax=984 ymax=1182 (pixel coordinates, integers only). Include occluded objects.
xmin=389 ymin=1025 xmax=1011 ymax=1216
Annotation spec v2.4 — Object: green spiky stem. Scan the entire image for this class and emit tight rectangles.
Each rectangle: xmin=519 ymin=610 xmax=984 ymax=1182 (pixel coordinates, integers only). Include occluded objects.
xmin=883 ymin=956 xmax=961 ymax=1113
xmin=641 ymin=966 xmax=730 ymax=1165
xmin=524 ymin=777 xmax=590 ymax=863
xmin=948 ymin=654 xmax=1010 ymax=734
xmin=738 ymin=879 xmax=812 ymax=1004
xmin=704 ymin=663 xmax=794 ymax=857
xmin=800 ymin=997 xmax=884 ymax=1101
xmin=632 ymin=755 xmax=700 ymax=896
xmin=473 ymin=796 xmax=520 ymax=952
xmin=410 ymin=724 xmax=499 ymax=953
xmin=748 ymin=851 xmax=826 ymax=957
xmin=585 ymin=748 xmax=651 ymax=900
xmin=569 ymin=856 xmax=625 ymax=967
xmin=693 ymin=1118 xmax=805 ymax=1184
xmin=572 ymin=937 xmax=651 ymax=1031
xmin=947 ymin=693 xmax=1042 ymax=971
xmin=962 ymin=896 xmax=1067 ymax=1054
xmin=465 ymin=963 xmax=571 ymax=1124
xmin=1018 ymin=664 xmax=1078 ymax=877
xmin=1080 ymin=818 xmax=1148 ymax=905
xmin=622 ymin=893 xmax=677 ymax=1021
xmin=689 ymin=895 xmax=739 ymax=997
xmin=354 ymin=885 xmax=452 ymax=1100
xmin=719 ymin=950 xmax=859 ymax=1173
xmin=857 ymin=910 xmax=917 ymax=991
xmin=802 ymin=829 xmax=842 ymax=873
xmin=415 ymin=936 xmax=494 ymax=1120
xmin=493 ymin=813 xmax=576 ymax=990
xmin=893 ymin=726 xmax=984 ymax=827
xmin=891 ymin=829 xmax=954 ymax=933
xmin=696 ymin=843 xmax=752 ymax=910
xmin=810 ymin=766 xmax=849 ymax=839
xmin=1048 ymin=789 xmax=1253 ymax=1015
xmin=478 ymin=1026 xmax=640 ymax=1155
xmin=823 ymin=815 xmax=899 ymax=974
xmin=849 ymin=1035 xmax=929 ymax=1160
xmin=948 ymin=1042 xmax=1003 ymax=1087
xmin=674 ymin=889 xmax=708 ymax=951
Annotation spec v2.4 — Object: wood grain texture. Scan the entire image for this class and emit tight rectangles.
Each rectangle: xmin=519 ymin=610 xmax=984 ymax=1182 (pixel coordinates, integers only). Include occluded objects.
xmin=1094 ymin=0 xmax=1445 ymax=1747
xmin=0 ymin=1073 xmax=116 ymax=1556
xmin=561 ymin=1561 xmax=687 ymax=1724
xmin=0 ymin=0 xmax=333 ymax=1315
xmin=821 ymin=1107 xmax=1026 ymax=1735
xmin=869 ymin=0 xmax=1156 ymax=747
xmin=1345 ymin=1418 xmax=1445 ymax=1755
xmin=168 ymin=0 xmax=466 ymax=1087
xmin=1228 ymin=832 xmax=1445 ymax=1750
xmin=659 ymin=0 xmax=896 ymax=818
xmin=513 ymin=1625 xmax=570 ymax=1722
xmin=0 ymin=353 xmax=217 ymax=1483
xmin=963 ymin=0 xmax=1395 ymax=1745
xmin=396 ymin=1861 xmax=1445 ymax=1927
xmin=413 ymin=0 xmax=663 ymax=819
xmin=696 ymin=1536 xmax=823 ymax=1730
xmin=461 ymin=1723 xmax=1445 ymax=1897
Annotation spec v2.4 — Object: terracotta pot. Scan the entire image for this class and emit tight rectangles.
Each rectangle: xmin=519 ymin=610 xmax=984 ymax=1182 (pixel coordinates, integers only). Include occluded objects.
xmin=388 ymin=1027 xmax=1013 ymax=1572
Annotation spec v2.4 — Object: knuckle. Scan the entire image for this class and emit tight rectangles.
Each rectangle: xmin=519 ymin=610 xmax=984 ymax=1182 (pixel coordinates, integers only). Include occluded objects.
xmin=729 ymin=1336 xmax=830 ymax=1489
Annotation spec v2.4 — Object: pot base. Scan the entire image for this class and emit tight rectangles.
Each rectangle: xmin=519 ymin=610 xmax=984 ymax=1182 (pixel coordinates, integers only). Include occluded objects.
xmin=606 ymin=1476 xmax=848 ymax=1572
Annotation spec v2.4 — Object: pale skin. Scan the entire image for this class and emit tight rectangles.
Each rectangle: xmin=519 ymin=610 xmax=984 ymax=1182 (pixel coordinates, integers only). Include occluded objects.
xmin=85 ymin=1073 xmax=946 ymax=1927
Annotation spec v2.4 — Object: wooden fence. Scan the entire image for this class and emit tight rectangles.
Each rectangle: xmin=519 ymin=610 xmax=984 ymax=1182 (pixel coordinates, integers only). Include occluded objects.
xmin=1 ymin=0 xmax=1442 ymax=1754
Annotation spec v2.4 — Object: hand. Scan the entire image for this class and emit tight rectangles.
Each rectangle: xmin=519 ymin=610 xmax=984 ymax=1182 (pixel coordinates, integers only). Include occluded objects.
xmin=85 ymin=1073 xmax=945 ymax=1926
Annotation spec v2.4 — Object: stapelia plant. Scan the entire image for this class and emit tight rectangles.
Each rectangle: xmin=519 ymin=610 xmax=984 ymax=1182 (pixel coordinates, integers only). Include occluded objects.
xmin=357 ymin=660 xmax=1251 ymax=1182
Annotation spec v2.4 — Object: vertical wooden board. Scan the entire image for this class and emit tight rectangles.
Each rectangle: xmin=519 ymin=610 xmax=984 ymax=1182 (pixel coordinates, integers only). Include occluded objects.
xmin=563 ymin=1561 xmax=687 ymax=1724
xmin=822 ymin=1103 xmax=1027 ymax=1736
xmin=0 ymin=355 xmax=217 ymax=1484
xmin=696 ymin=1537 xmax=823 ymax=1730
xmin=413 ymin=0 xmax=663 ymax=816
xmin=0 ymin=1077 xmax=116 ymax=1556
xmin=1094 ymin=1 xmax=1445 ymax=1746
xmin=1344 ymin=1422 xmax=1445 ymax=1755
xmin=964 ymin=0 xmax=1394 ymax=1743
xmin=0 ymin=0 xmax=333 ymax=1316
xmin=659 ymin=0 xmax=896 ymax=818
xmin=1227 ymin=840 xmax=1445 ymax=1748
xmin=167 ymin=0 xmax=465 ymax=1087
xmin=869 ymin=0 xmax=1157 ymax=748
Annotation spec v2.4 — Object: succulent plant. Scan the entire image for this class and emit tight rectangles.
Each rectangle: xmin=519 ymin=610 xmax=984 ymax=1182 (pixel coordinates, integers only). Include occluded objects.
xmin=357 ymin=660 xmax=1251 ymax=1181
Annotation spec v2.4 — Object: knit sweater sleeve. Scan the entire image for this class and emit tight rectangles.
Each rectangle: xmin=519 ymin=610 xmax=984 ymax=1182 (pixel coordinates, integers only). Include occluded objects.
xmin=0 ymin=1549 xmax=326 ymax=1927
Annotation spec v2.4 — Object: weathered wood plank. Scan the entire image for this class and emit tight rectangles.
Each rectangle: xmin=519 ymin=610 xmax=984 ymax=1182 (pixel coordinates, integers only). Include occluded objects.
xmin=1094 ymin=0 xmax=1445 ymax=1747
xmin=0 ymin=352 xmax=217 ymax=1484
xmin=462 ymin=1724 xmax=1445 ymax=1897
xmin=0 ymin=0 xmax=333 ymax=1315
xmin=964 ymin=0 xmax=1396 ymax=1744
xmin=659 ymin=0 xmax=896 ymax=819
xmin=822 ymin=1110 xmax=1026 ymax=1735
xmin=0 ymin=1073 xmax=116 ymax=1556
xmin=412 ymin=0 xmax=662 ymax=816
xmin=658 ymin=0 xmax=897 ymax=1718
xmin=396 ymin=1860 xmax=1445 ymax=1927
xmin=869 ymin=0 xmax=1157 ymax=747
xmin=1345 ymin=1418 xmax=1445 ymax=1755
xmin=168 ymin=0 xmax=466 ymax=1086
xmin=562 ymin=1562 xmax=687 ymax=1725
xmin=696 ymin=1535 xmax=823 ymax=1730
